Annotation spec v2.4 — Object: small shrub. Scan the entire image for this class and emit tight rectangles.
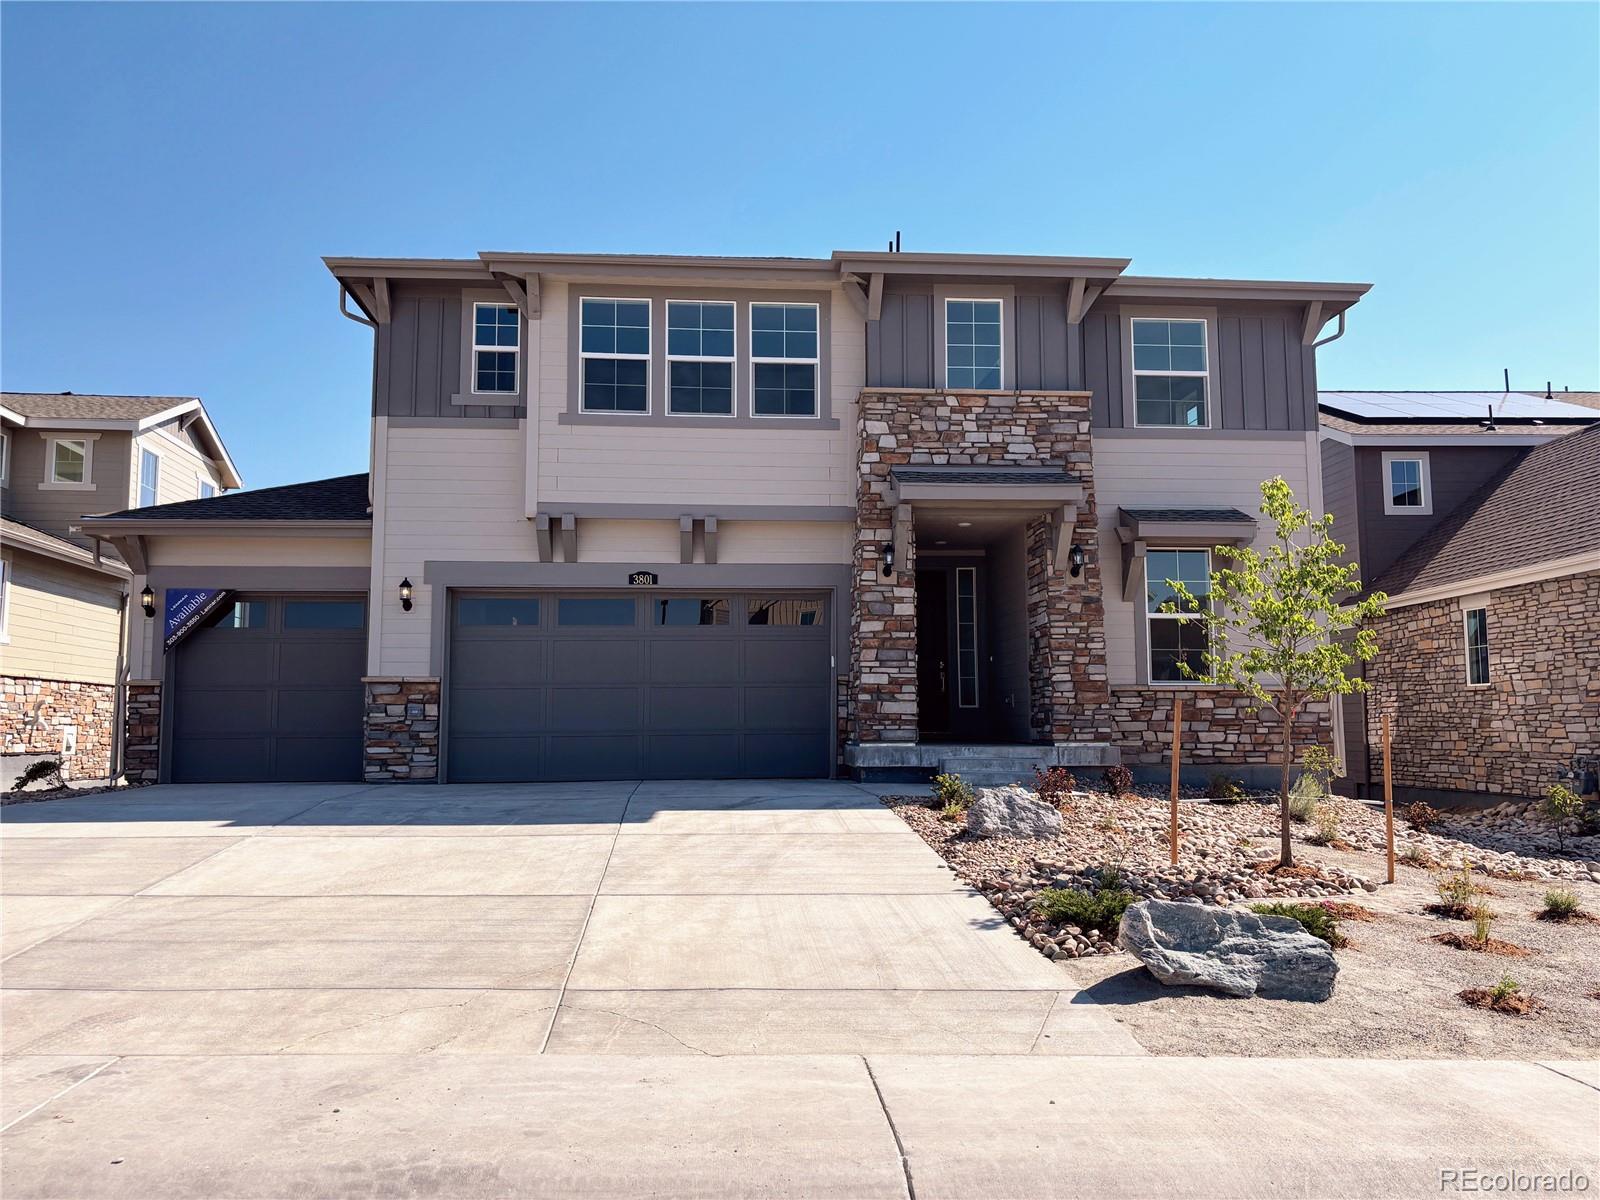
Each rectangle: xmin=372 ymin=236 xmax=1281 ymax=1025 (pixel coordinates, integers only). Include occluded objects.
xmin=1402 ymin=801 xmax=1441 ymax=832
xmin=1034 ymin=886 xmax=1136 ymax=936
xmin=9 ymin=759 xmax=66 ymax=793
xmin=1540 ymin=888 xmax=1582 ymax=921
xmin=1399 ymin=843 xmax=1436 ymax=868
xmin=1033 ymin=766 xmax=1076 ymax=809
xmin=1433 ymin=862 xmax=1481 ymax=917
xmin=1305 ymin=803 xmax=1341 ymax=846
xmin=1101 ymin=764 xmax=1134 ymax=797
xmin=1471 ymin=904 xmax=1494 ymax=945
xmin=1092 ymin=864 xmax=1124 ymax=891
xmin=1540 ymin=783 xmax=1583 ymax=852
xmin=931 ymin=773 xmax=973 ymax=813
xmin=1299 ymin=745 xmax=1343 ymax=796
xmin=1460 ymin=973 xmax=1541 ymax=1015
xmin=1250 ymin=901 xmax=1346 ymax=948
xmin=1490 ymin=973 xmax=1520 ymax=1003
xmin=1095 ymin=813 xmax=1121 ymax=833
xmin=1207 ymin=774 xmax=1248 ymax=804
xmin=1286 ymin=781 xmax=1318 ymax=824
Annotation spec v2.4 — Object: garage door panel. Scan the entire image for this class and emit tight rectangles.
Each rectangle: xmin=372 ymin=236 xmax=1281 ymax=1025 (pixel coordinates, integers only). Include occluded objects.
xmin=277 ymin=641 xmax=366 ymax=687
xmin=646 ymin=734 xmax=741 ymax=778
xmin=178 ymin=639 xmax=276 ymax=679
xmin=648 ymin=640 xmax=740 ymax=684
xmin=547 ymin=736 xmax=643 ymax=780
xmin=171 ymin=690 xmax=276 ymax=735
xmin=447 ymin=736 xmax=541 ymax=784
xmin=745 ymin=732 xmax=831 ymax=777
xmin=646 ymin=687 xmax=741 ymax=730
xmin=273 ymin=687 xmax=363 ymax=735
xmin=450 ymin=641 xmax=545 ymax=687
xmin=744 ymin=640 xmax=828 ymax=684
xmin=743 ymin=685 xmax=831 ymax=730
xmin=550 ymin=640 xmax=642 ymax=684
xmin=273 ymin=737 xmax=364 ymax=783
xmin=171 ymin=737 xmax=273 ymax=784
xmin=449 ymin=689 xmax=545 ymax=735
xmin=546 ymin=687 xmax=643 ymax=732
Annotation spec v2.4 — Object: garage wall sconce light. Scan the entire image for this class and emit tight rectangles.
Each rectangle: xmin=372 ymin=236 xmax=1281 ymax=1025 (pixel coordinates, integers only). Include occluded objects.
xmin=399 ymin=578 xmax=414 ymax=612
xmin=140 ymin=585 xmax=155 ymax=618
xmin=1068 ymin=544 xmax=1086 ymax=578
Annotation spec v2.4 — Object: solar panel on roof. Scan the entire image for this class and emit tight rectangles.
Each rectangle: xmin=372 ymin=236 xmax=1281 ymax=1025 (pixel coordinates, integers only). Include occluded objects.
xmin=1318 ymin=391 xmax=1599 ymax=421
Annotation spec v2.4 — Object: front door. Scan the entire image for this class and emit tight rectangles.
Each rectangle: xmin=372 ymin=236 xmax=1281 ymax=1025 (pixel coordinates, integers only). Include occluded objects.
xmin=916 ymin=563 xmax=987 ymax=740
xmin=915 ymin=571 xmax=950 ymax=735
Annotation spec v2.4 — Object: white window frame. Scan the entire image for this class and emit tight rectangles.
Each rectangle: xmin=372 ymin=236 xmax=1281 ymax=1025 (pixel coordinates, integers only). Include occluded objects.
xmin=1145 ymin=547 xmax=1212 ymax=686
xmin=749 ymin=301 xmax=821 ymax=419
xmin=578 ymin=296 xmax=652 ymax=416
xmin=199 ymin=478 xmax=215 ymax=500
xmin=1131 ymin=316 xmax=1213 ymax=430
xmin=139 ymin=446 xmax=160 ymax=508
xmin=470 ymin=301 xmax=521 ymax=397
xmin=665 ymin=299 xmax=737 ymax=418
xmin=1381 ymin=450 xmax=1432 ymax=515
xmin=0 ymin=558 xmax=9 ymax=643
xmin=1463 ymin=605 xmax=1490 ymax=687
xmin=0 ymin=429 xmax=9 ymax=486
xmin=943 ymin=298 xmax=1005 ymax=392
xmin=41 ymin=435 xmax=95 ymax=489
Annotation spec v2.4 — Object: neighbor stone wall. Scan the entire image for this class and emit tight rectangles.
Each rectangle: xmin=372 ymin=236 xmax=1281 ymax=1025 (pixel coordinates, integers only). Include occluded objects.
xmin=1 ymin=675 xmax=118 ymax=780
xmin=363 ymin=677 xmax=440 ymax=782
xmin=122 ymin=680 xmax=162 ymax=784
xmin=851 ymin=389 xmax=1103 ymax=744
xmin=1107 ymin=686 xmax=1332 ymax=767
xmin=1363 ymin=570 xmax=1600 ymax=800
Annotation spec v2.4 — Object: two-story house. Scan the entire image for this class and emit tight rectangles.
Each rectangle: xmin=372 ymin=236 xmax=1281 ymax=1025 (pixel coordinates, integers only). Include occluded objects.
xmin=0 ymin=393 xmax=239 ymax=783
xmin=1318 ymin=391 xmax=1600 ymax=803
xmin=83 ymin=249 xmax=1370 ymax=787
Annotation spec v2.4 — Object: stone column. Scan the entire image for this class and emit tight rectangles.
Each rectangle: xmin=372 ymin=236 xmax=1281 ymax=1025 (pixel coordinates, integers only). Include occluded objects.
xmin=363 ymin=677 xmax=440 ymax=782
xmin=850 ymin=401 xmax=918 ymax=742
xmin=123 ymin=680 xmax=162 ymax=784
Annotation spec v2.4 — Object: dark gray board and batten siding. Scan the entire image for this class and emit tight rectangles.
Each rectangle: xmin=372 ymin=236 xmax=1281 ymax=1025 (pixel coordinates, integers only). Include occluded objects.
xmin=374 ymin=288 xmax=526 ymax=419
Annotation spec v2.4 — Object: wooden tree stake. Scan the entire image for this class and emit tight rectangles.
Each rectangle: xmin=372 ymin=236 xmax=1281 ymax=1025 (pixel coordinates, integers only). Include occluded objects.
xmin=1382 ymin=712 xmax=1395 ymax=884
xmin=1169 ymin=696 xmax=1183 ymax=865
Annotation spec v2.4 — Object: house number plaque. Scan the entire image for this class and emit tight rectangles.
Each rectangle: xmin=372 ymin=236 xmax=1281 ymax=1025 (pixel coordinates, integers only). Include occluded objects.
xmin=629 ymin=571 xmax=660 ymax=586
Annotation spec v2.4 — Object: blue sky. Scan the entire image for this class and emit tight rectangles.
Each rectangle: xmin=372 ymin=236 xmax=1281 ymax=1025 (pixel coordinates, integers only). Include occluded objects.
xmin=3 ymin=2 xmax=1596 ymax=489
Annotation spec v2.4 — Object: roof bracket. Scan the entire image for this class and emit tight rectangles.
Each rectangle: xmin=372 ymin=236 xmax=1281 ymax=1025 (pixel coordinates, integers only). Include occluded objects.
xmin=498 ymin=273 xmax=540 ymax=320
xmin=559 ymin=513 xmax=576 ymax=563
xmin=1048 ymin=503 xmax=1078 ymax=572
xmin=348 ymin=279 xmax=389 ymax=325
xmin=841 ymin=277 xmax=869 ymax=319
xmin=867 ymin=273 xmax=884 ymax=322
xmin=891 ymin=504 xmax=912 ymax=580
xmin=680 ymin=516 xmax=695 ymax=564
xmin=703 ymin=516 xmax=718 ymax=565
xmin=1121 ymin=538 xmax=1147 ymax=603
xmin=535 ymin=513 xmax=552 ymax=562
xmin=1301 ymin=300 xmax=1324 ymax=345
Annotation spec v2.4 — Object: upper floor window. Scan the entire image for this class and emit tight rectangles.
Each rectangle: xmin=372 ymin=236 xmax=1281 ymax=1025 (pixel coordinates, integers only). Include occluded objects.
xmin=666 ymin=301 xmax=735 ymax=416
xmin=751 ymin=303 xmax=818 ymax=417
xmin=1146 ymin=548 xmax=1210 ymax=682
xmin=1382 ymin=452 xmax=1431 ymax=515
xmin=1464 ymin=607 xmax=1490 ymax=686
xmin=1132 ymin=318 xmax=1209 ymax=428
xmin=945 ymin=299 xmax=1002 ymax=390
xmin=199 ymin=480 xmax=215 ymax=500
xmin=580 ymin=298 xmax=650 ymax=413
xmin=0 ymin=429 xmax=9 ymax=486
xmin=139 ymin=447 xmax=159 ymax=507
xmin=48 ymin=437 xmax=91 ymax=486
xmin=473 ymin=303 xmax=520 ymax=395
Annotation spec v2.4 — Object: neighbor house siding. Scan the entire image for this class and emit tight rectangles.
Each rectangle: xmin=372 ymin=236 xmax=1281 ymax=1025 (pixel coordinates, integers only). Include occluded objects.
xmin=133 ymin=424 xmax=224 ymax=506
xmin=0 ymin=551 xmax=123 ymax=684
xmin=8 ymin=429 xmax=134 ymax=549
xmin=1320 ymin=437 xmax=1362 ymax=578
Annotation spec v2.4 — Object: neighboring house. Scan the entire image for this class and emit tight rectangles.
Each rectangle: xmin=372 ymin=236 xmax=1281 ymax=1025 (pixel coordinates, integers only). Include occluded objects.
xmin=1318 ymin=396 xmax=1600 ymax=802
xmin=83 ymin=248 xmax=1370 ymax=786
xmin=0 ymin=393 xmax=241 ymax=782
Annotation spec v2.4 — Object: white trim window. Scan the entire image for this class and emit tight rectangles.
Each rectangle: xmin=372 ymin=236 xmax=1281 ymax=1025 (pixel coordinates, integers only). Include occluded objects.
xmin=47 ymin=437 xmax=92 ymax=486
xmin=139 ymin=447 xmax=160 ymax=508
xmin=580 ymin=298 xmax=651 ymax=413
xmin=0 ymin=429 xmax=9 ymax=486
xmin=1381 ymin=451 xmax=1431 ymax=515
xmin=666 ymin=301 xmax=735 ymax=416
xmin=750 ymin=302 xmax=819 ymax=417
xmin=199 ymin=479 xmax=215 ymax=500
xmin=1146 ymin=548 xmax=1211 ymax=683
xmin=945 ymin=299 xmax=1003 ymax=391
xmin=1132 ymin=317 xmax=1209 ymax=428
xmin=1464 ymin=607 xmax=1490 ymax=686
xmin=472 ymin=302 xmax=521 ymax=395
xmin=0 ymin=557 xmax=9 ymax=643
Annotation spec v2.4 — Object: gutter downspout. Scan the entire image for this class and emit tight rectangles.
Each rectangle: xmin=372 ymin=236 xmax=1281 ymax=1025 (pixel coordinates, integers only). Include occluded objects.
xmin=1312 ymin=310 xmax=1347 ymax=349
xmin=111 ymin=589 xmax=129 ymax=784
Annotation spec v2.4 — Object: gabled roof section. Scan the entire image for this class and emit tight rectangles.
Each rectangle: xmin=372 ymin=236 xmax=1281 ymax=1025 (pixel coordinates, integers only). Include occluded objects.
xmin=82 ymin=473 xmax=370 ymax=527
xmin=1370 ymin=425 xmax=1600 ymax=600
xmin=0 ymin=392 xmax=244 ymax=490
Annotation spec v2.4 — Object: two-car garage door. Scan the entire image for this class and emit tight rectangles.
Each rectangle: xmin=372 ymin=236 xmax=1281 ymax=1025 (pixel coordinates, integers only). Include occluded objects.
xmin=446 ymin=591 xmax=833 ymax=782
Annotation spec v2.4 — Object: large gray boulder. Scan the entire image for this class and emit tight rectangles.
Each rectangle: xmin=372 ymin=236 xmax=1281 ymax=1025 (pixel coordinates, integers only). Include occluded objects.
xmin=1116 ymin=899 xmax=1338 ymax=1001
xmin=965 ymin=786 xmax=1063 ymax=840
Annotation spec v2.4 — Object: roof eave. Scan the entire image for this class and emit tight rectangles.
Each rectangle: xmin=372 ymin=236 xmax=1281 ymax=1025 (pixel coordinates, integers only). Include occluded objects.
xmin=1107 ymin=276 xmax=1372 ymax=305
xmin=76 ymin=518 xmax=371 ymax=537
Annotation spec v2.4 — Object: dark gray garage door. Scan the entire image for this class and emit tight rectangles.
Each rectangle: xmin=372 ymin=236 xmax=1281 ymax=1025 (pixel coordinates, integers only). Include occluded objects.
xmin=447 ymin=592 xmax=832 ymax=782
xmin=169 ymin=595 xmax=366 ymax=783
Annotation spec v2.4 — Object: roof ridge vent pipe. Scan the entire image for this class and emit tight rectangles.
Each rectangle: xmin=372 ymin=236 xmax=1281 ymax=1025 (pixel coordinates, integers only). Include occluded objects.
xmin=1546 ymin=381 xmax=1554 ymax=400
xmin=1503 ymin=367 xmax=1510 ymax=393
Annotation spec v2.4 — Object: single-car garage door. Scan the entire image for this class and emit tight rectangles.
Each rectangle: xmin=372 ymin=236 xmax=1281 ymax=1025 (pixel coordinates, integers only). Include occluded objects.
xmin=447 ymin=592 xmax=832 ymax=782
xmin=169 ymin=595 xmax=367 ymax=783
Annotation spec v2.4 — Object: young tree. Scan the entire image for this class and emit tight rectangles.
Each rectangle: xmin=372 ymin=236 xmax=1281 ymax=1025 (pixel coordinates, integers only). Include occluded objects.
xmin=1164 ymin=477 xmax=1386 ymax=868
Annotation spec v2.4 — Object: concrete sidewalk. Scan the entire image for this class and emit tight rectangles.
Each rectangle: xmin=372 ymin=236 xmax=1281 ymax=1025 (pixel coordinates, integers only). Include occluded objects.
xmin=2 ymin=1053 xmax=1594 ymax=1198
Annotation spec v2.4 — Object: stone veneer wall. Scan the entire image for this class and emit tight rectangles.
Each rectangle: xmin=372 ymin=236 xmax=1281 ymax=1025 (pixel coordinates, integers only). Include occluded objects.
xmin=363 ymin=677 xmax=441 ymax=782
xmin=1107 ymin=687 xmax=1332 ymax=767
xmin=1 ymin=675 xmax=118 ymax=780
xmin=122 ymin=680 xmax=162 ymax=784
xmin=851 ymin=389 xmax=1099 ymax=743
xmin=1363 ymin=570 xmax=1600 ymax=800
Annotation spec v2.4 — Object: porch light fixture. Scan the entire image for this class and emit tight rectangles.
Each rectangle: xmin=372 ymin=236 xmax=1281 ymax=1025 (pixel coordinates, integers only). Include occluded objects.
xmin=139 ymin=585 xmax=155 ymax=618
xmin=1068 ymin=544 xmax=1086 ymax=578
xmin=399 ymin=578 xmax=414 ymax=612
xmin=881 ymin=546 xmax=895 ymax=576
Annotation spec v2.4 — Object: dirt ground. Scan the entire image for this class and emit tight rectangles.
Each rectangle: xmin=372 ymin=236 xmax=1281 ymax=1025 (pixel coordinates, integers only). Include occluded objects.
xmin=1063 ymin=840 xmax=1600 ymax=1059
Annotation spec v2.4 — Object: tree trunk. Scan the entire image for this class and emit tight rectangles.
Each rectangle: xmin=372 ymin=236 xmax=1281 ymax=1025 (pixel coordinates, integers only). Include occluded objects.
xmin=1279 ymin=696 xmax=1294 ymax=868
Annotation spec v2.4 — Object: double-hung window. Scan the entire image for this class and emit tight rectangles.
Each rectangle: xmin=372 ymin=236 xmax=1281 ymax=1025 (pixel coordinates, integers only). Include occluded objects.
xmin=139 ymin=448 xmax=159 ymax=507
xmin=1146 ymin=548 xmax=1211 ymax=682
xmin=751 ymin=303 xmax=818 ymax=417
xmin=1464 ymin=607 xmax=1490 ymax=686
xmin=580 ymin=298 xmax=651 ymax=413
xmin=472 ymin=303 xmax=520 ymax=395
xmin=1132 ymin=318 xmax=1209 ymax=427
xmin=48 ymin=438 xmax=90 ymax=485
xmin=945 ymin=299 xmax=1002 ymax=390
xmin=666 ymin=301 xmax=735 ymax=415
xmin=199 ymin=480 xmax=215 ymax=500
xmin=1382 ymin=453 xmax=1430 ymax=514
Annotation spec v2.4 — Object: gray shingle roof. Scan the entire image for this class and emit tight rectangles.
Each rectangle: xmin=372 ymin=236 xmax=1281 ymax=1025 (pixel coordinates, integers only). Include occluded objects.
xmin=891 ymin=468 xmax=1080 ymax=485
xmin=1370 ymin=425 xmax=1600 ymax=598
xmin=1319 ymin=411 xmax=1594 ymax=438
xmin=94 ymin=474 xmax=371 ymax=522
xmin=2 ymin=393 xmax=196 ymax=421
xmin=1120 ymin=507 xmax=1255 ymax=524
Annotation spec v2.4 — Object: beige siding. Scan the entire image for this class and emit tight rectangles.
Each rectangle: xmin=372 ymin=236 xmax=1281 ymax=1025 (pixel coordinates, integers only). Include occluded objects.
xmin=1094 ymin=432 xmax=1317 ymax=686
xmin=134 ymin=424 xmax=224 ymax=507
xmin=1 ymin=550 xmax=124 ymax=684
xmin=145 ymin=535 xmax=370 ymax=568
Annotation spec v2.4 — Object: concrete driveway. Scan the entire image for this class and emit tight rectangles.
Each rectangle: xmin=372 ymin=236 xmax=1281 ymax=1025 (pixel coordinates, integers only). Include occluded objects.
xmin=3 ymin=781 xmax=1595 ymax=1198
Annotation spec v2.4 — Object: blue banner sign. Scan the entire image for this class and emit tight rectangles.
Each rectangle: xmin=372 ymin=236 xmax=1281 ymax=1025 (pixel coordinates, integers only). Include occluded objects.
xmin=163 ymin=588 xmax=232 ymax=649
